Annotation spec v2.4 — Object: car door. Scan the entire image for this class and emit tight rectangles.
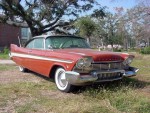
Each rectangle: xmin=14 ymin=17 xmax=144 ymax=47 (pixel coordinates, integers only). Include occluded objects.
xmin=25 ymin=38 xmax=46 ymax=75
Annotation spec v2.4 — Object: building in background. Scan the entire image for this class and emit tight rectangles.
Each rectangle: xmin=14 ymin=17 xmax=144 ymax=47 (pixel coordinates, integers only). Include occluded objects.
xmin=21 ymin=27 xmax=31 ymax=46
xmin=0 ymin=23 xmax=20 ymax=51
xmin=0 ymin=23 xmax=30 ymax=51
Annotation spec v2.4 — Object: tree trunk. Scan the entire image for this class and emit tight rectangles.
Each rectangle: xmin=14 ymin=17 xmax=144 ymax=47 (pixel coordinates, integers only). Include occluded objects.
xmin=87 ymin=37 xmax=91 ymax=46
xmin=148 ymin=37 xmax=150 ymax=47
xmin=111 ymin=43 xmax=114 ymax=51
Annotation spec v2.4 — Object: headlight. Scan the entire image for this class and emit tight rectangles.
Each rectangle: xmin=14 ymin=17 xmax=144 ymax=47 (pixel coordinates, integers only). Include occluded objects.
xmin=76 ymin=57 xmax=93 ymax=69
xmin=123 ymin=56 xmax=134 ymax=65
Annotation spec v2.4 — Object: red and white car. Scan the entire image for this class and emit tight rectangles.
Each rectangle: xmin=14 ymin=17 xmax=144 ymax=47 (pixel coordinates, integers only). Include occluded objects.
xmin=10 ymin=35 xmax=139 ymax=92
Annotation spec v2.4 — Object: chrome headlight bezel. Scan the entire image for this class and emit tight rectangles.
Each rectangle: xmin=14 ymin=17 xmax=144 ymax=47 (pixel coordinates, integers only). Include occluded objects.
xmin=123 ymin=56 xmax=134 ymax=65
xmin=76 ymin=56 xmax=93 ymax=69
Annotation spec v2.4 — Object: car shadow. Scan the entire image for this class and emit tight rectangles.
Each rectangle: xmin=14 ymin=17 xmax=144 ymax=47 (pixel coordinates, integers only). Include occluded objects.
xmin=73 ymin=77 xmax=150 ymax=94
xmin=26 ymin=70 xmax=150 ymax=94
xmin=27 ymin=70 xmax=55 ymax=83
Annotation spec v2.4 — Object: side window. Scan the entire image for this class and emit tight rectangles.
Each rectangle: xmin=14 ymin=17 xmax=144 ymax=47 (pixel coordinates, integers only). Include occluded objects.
xmin=26 ymin=40 xmax=34 ymax=48
xmin=34 ymin=38 xmax=44 ymax=49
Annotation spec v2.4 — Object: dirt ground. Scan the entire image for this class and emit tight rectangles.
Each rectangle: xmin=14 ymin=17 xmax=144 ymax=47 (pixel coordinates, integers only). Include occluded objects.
xmin=0 ymin=65 xmax=76 ymax=113
xmin=0 ymin=66 xmax=45 ymax=84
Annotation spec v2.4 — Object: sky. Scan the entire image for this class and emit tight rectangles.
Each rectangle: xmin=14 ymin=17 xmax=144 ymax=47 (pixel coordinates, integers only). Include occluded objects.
xmin=97 ymin=0 xmax=138 ymax=13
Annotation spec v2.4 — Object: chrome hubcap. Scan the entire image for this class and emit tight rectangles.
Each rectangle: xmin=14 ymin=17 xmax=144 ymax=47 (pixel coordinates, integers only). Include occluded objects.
xmin=58 ymin=71 xmax=67 ymax=87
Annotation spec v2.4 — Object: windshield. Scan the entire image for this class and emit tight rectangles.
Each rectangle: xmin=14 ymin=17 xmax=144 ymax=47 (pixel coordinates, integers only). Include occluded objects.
xmin=46 ymin=36 xmax=90 ymax=49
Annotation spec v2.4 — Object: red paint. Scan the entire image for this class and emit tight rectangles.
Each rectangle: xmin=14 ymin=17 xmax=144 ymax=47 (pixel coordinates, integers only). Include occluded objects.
xmin=10 ymin=44 xmax=132 ymax=77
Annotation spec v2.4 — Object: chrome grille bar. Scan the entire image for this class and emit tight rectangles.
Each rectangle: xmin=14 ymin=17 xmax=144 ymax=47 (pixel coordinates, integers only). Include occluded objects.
xmin=92 ymin=62 xmax=124 ymax=71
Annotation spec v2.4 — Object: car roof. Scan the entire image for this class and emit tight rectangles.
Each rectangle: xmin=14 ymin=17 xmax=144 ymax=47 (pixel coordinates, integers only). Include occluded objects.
xmin=25 ymin=35 xmax=85 ymax=47
xmin=33 ymin=35 xmax=51 ymax=39
xmin=33 ymin=35 xmax=84 ymax=39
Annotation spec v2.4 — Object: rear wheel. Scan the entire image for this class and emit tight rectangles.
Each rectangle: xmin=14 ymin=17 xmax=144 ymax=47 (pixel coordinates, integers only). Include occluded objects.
xmin=55 ymin=67 xmax=75 ymax=92
xmin=19 ymin=66 xmax=28 ymax=72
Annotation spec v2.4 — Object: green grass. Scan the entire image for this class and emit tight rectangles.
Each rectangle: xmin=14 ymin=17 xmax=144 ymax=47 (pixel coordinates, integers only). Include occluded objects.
xmin=131 ymin=54 xmax=150 ymax=81
xmin=0 ymin=65 xmax=16 ymax=71
xmin=0 ymin=53 xmax=9 ymax=59
xmin=0 ymin=80 xmax=149 ymax=113
xmin=0 ymin=53 xmax=150 ymax=113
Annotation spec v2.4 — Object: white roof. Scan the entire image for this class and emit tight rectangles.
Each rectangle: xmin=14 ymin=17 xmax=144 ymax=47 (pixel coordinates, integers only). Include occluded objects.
xmin=33 ymin=35 xmax=51 ymax=39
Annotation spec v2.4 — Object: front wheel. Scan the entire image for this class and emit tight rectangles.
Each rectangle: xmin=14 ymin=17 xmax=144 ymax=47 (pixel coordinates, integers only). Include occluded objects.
xmin=55 ymin=67 xmax=75 ymax=92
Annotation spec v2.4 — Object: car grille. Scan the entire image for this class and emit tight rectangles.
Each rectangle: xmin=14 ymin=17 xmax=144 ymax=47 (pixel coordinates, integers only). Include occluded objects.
xmin=91 ymin=62 xmax=124 ymax=71
xmin=73 ymin=61 xmax=126 ymax=75
xmin=97 ymin=72 xmax=123 ymax=81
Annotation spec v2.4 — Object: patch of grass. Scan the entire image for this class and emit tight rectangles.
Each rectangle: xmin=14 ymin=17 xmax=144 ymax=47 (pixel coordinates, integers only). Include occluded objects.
xmin=0 ymin=80 xmax=150 ymax=113
xmin=0 ymin=65 xmax=16 ymax=71
xmin=16 ymin=103 xmax=34 ymax=113
xmin=0 ymin=53 xmax=9 ymax=59
xmin=0 ymin=81 xmax=114 ymax=113
xmin=0 ymin=53 xmax=150 ymax=113
xmin=131 ymin=54 xmax=150 ymax=81
xmin=82 ymin=83 xmax=150 ymax=113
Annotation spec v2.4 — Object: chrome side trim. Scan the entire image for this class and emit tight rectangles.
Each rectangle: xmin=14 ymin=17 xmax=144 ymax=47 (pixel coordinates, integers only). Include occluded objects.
xmin=11 ymin=52 xmax=73 ymax=64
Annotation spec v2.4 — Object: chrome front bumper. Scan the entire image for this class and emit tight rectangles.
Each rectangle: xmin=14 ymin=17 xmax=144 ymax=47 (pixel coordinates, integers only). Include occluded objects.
xmin=65 ymin=67 xmax=139 ymax=85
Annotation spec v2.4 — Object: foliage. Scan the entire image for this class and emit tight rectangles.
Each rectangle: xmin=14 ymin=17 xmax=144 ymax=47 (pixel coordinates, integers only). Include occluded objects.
xmin=93 ymin=12 xmax=124 ymax=48
xmin=140 ymin=47 xmax=150 ymax=54
xmin=3 ymin=47 xmax=9 ymax=54
xmin=74 ymin=16 xmax=97 ymax=45
xmin=0 ymin=53 xmax=9 ymax=59
xmin=113 ymin=48 xmax=122 ymax=52
xmin=0 ymin=47 xmax=9 ymax=59
xmin=74 ymin=17 xmax=97 ymax=37
xmin=115 ymin=5 xmax=150 ymax=49
xmin=90 ymin=4 xmax=150 ymax=49
xmin=0 ymin=0 xmax=105 ymax=36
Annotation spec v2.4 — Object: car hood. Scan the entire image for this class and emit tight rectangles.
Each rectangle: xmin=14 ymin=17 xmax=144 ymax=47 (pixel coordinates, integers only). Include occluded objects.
xmin=55 ymin=49 xmax=127 ymax=62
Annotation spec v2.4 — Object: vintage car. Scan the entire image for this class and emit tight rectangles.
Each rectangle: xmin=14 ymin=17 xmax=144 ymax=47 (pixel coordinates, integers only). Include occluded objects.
xmin=10 ymin=35 xmax=139 ymax=92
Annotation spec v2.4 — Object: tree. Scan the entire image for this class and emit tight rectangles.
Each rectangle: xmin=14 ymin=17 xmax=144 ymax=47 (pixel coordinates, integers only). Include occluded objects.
xmin=0 ymin=0 xmax=105 ymax=36
xmin=74 ymin=16 xmax=97 ymax=44
xmin=98 ymin=13 xmax=123 ymax=49
xmin=110 ymin=5 xmax=150 ymax=49
xmin=124 ymin=5 xmax=150 ymax=47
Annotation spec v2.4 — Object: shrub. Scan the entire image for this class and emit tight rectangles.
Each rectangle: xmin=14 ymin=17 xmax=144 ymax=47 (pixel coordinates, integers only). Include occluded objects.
xmin=113 ymin=48 xmax=122 ymax=52
xmin=140 ymin=47 xmax=150 ymax=54
xmin=3 ymin=47 xmax=9 ymax=54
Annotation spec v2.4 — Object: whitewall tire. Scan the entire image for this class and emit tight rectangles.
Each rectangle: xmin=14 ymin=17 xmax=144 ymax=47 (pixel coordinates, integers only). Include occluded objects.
xmin=19 ymin=66 xmax=28 ymax=72
xmin=55 ymin=67 xmax=74 ymax=92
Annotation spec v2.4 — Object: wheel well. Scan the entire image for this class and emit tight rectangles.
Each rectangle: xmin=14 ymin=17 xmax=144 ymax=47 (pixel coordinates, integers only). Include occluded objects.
xmin=49 ymin=65 xmax=63 ymax=79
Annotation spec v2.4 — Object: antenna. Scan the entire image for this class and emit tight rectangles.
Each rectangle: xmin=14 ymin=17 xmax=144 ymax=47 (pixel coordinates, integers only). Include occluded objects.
xmin=18 ymin=35 xmax=22 ymax=47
